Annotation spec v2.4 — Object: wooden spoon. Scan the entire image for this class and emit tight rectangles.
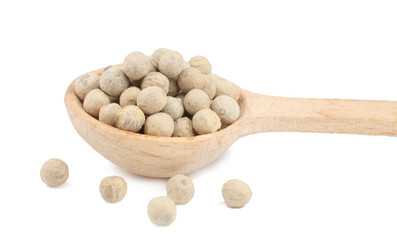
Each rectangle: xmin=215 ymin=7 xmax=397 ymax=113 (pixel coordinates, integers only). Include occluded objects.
xmin=65 ymin=66 xmax=397 ymax=178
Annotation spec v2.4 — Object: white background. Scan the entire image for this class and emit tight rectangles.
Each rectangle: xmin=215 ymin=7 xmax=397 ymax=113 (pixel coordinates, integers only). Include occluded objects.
xmin=1 ymin=0 xmax=397 ymax=239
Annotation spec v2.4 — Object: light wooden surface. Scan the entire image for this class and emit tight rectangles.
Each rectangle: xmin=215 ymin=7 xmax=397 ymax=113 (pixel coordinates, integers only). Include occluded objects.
xmin=64 ymin=67 xmax=397 ymax=178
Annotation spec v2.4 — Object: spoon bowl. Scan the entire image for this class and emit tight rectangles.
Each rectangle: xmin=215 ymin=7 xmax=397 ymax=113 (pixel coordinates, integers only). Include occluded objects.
xmin=65 ymin=66 xmax=397 ymax=178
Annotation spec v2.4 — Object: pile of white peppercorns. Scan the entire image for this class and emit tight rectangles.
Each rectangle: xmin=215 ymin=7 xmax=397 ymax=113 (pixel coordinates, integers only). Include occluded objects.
xmin=40 ymin=159 xmax=252 ymax=226
xmin=75 ymin=48 xmax=241 ymax=137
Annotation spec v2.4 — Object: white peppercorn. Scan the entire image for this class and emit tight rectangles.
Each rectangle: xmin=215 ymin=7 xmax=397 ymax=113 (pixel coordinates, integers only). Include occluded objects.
xmin=83 ymin=89 xmax=111 ymax=118
xmin=168 ymin=79 xmax=180 ymax=97
xmin=99 ymin=66 xmax=130 ymax=97
xmin=158 ymin=51 xmax=187 ymax=79
xmin=192 ymin=109 xmax=221 ymax=135
xmin=40 ymin=158 xmax=69 ymax=187
xmin=178 ymin=67 xmax=205 ymax=93
xmin=222 ymin=179 xmax=252 ymax=208
xmin=173 ymin=117 xmax=195 ymax=137
xmin=122 ymin=51 xmax=152 ymax=81
xmin=137 ymin=86 xmax=167 ymax=115
xmin=178 ymin=68 xmax=215 ymax=99
xmin=162 ymin=97 xmax=184 ymax=120
xmin=141 ymin=72 xmax=169 ymax=94
xmin=211 ymin=95 xmax=240 ymax=125
xmin=147 ymin=196 xmax=177 ymax=226
xmin=150 ymin=48 xmax=172 ymax=69
xmin=144 ymin=113 xmax=174 ymax=137
xmin=189 ymin=56 xmax=212 ymax=74
xmin=208 ymin=74 xmax=240 ymax=101
xmin=166 ymin=174 xmax=195 ymax=204
xmin=115 ymin=105 xmax=145 ymax=132
xmin=119 ymin=87 xmax=141 ymax=107
xmin=99 ymin=176 xmax=127 ymax=203
xmin=99 ymin=103 xmax=122 ymax=127
xmin=74 ymin=72 xmax=100 ymax=101
xmin=183 ymin=89 xmax=210 ymax=115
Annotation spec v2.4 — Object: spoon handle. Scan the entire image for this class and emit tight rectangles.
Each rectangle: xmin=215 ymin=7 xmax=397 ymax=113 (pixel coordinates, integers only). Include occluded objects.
xmin=243 ymin=91 xmax=397 ymax=137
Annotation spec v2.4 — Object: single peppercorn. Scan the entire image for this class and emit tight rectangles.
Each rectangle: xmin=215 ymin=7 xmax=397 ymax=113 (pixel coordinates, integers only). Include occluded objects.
xmin=115 ymin=105 xmax=145 ymax=132
xmin=147 ymin=196 xmax=177 ymax=226
xmin=137 ymin=86 xmax=167 ymax=115
xmin=119 ymin=86 xmax=141 ymax=107
xmin=99 ymin=176 xmax=127 ymax=203
xmin=83 ymin=89 xmax=111 ymax=118
xmin=40 ymin=158 xmax=69 ymax=187
xmin=162 ymin=96 xmax=184 ymax=120
xmin=141 ymin=72 xmax=170 ymax=94
xmin=211 ymin=95 xmax=240 ymax=125
xmin=173 ymin=117 xmax=195 ymax=137
xmin=122 ymin=51 xmax=152 ymax=81
xmin=158 ymin=51 xmax=188 ymax=80
xmin=166 ymin=174 xmax=195 ymax=204
xmin=99 ymin=103 xmax=122 ymax=127
xmin=99 ymin=66 xmax=130 ymax=97
xmin=183 ymin=89 xmax=210 ymax=115
xmin=192 ymin=109 xmax=221 ymax=135
xmin=144 ymin=113 xmax=174 ymax=137
xmin=222 ymin=179 xmax=252 ymax=208
xmin=74 ymin=72 xmax=100 ymax=101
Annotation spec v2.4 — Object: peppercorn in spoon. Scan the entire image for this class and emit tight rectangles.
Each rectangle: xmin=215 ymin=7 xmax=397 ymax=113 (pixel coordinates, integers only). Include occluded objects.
xmin=65 ymin=65 xmax=397 ymax=178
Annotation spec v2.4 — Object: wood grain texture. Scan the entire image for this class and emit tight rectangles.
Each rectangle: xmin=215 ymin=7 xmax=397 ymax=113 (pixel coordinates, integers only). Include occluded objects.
xmin=65 ymin=66 xmax=397 ymax=178
xmin=241 ymin=93 xmax=397 ymax=137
